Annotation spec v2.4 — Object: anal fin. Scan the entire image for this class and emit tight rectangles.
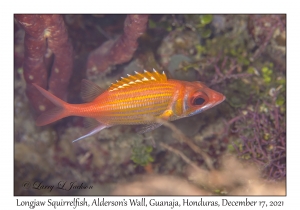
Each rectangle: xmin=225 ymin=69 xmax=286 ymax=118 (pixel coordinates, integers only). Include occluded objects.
xmin=72 ymin=120 xmax=110 ymax=143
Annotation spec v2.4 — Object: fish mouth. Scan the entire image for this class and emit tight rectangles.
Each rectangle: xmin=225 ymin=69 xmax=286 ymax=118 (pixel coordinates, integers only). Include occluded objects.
xmin=212 ymin=94 xmax=226 ymax=107
xmin=208 ymin=94 xmax=226 ymax=109
xmin=219 ymin=95 xmax=226 ymax=104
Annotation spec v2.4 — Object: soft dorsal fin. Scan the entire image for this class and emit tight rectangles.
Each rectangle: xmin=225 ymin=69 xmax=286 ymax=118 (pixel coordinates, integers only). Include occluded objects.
xmin=108 ymin=69 xmax=167 ymax=92
xmin=81 ymin=79 xmax=104 ymax=102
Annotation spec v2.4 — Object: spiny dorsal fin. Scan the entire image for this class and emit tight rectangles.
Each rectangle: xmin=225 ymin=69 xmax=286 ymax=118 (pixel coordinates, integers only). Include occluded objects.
xmin=108 ymin=69 xmax=167 ymax=92
xmin=81 ymin=79 xmax=104 ymax=102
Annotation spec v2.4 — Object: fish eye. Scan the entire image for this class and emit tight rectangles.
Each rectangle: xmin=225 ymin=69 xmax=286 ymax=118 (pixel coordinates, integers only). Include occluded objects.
xmin=192 ymin=97 xmax=206 ymax=106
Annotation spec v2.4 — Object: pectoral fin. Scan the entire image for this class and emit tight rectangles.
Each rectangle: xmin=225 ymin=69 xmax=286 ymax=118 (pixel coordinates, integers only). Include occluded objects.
xmin=159 ymin=110 xmax=174 ymax=120
xmin=137 ymin=110 xmax=175 ymax=134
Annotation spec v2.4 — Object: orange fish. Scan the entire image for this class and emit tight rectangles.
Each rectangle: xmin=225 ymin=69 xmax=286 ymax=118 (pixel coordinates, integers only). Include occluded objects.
xmin=33 ymin=69 xmax=225 ymax=142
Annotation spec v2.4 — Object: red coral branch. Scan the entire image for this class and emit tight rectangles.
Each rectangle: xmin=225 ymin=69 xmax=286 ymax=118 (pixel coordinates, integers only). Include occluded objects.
xmin=15 ymin=15 xmax=73 ymax=114
xmin=45 ymin=15 xmax=73 ymax=101
xmin=86 ymin=15 xmax=149 ymax=77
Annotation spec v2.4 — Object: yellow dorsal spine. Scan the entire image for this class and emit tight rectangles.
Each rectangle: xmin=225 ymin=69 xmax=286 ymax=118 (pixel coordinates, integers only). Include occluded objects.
xmin=108 ymin=69 xmax=167 ymax=92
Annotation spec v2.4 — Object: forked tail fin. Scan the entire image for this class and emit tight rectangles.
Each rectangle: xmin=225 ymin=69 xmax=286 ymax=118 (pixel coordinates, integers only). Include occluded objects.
xmin=32 ymin=84 xmax=70 ymax=126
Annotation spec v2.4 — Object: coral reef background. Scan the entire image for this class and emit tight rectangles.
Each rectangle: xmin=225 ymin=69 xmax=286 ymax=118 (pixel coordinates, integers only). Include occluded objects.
xmin=14 ymin=14 xmax=286 ymax=195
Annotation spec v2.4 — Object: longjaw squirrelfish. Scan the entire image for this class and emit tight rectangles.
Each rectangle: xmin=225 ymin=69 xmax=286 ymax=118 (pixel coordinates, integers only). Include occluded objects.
xmin=33 ymin=69 xmax=225 ymax=142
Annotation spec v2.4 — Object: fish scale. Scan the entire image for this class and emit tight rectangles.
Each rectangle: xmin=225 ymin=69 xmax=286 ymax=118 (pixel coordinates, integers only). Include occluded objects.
xmin=99 ymin=83 xmax=175 ymax=124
